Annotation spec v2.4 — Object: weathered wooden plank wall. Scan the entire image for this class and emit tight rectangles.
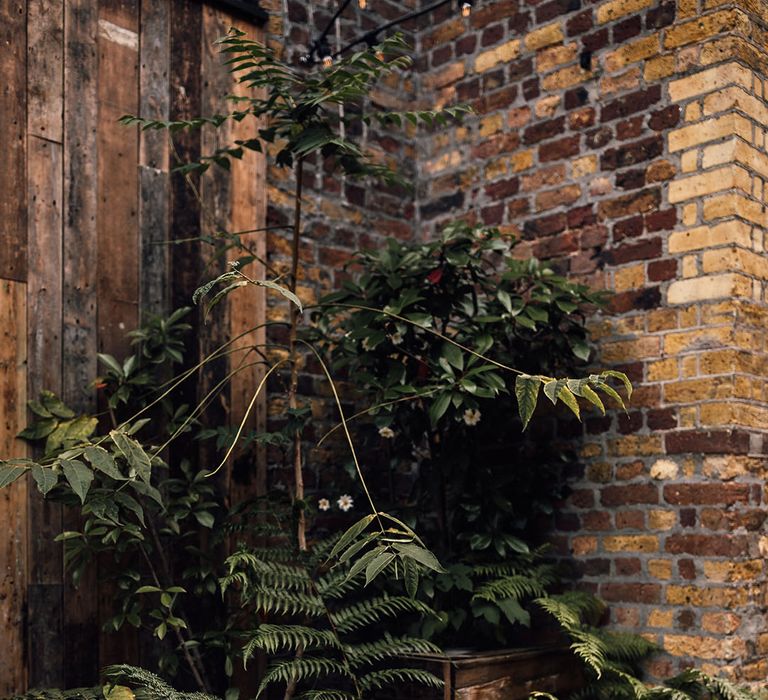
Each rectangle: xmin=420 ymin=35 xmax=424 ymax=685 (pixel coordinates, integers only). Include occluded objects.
xmin=0 ymin=1 xmax=267 ymax=692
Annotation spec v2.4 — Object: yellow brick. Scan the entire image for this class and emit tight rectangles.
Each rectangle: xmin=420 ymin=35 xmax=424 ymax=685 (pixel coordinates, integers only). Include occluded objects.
xmin=663 ymin=10 xmax=741 ymax=50
xmin=597 ymin=0 xmax=653 ymax=22
xmin=666 ymin=585 xmax=749 ymax=607
xmin=602 ymin=337 xmax=659 ymax=363
xmin=475 ymin=39 xmax=521 ymax=73
xmin=703 ymin=454 xmax=763 ymax=480
xmin=668 ymin=114 xmax=752 ymax=151
xmin=485 ymin=157 xmax=508 ymax=180
xmin=479 ymin=113 xmax=503 ymax=137
xmin=541 ymin=65 xmax=592 ymax=90
xmin=648 ymin=608 xmax=674 ymax=626
xmin=703 ymin=193 xmax=768 ymax=226
xmin=646 ymin=308 xmax=677 ymax=332
xmin=702 ymin=612 xmax=741 ymax=634
xmin=600 ymin=67 xmax=640 ymax=96
xmin=648 ymin=560 xmax=673 ymax=581
xmin=648 ymin=509 xmax=677 ymax=530
xmin=572 ymin=536 xmax=597 ymax=555
xmin=702 ymin=247 xmax=768 ymax=278
xmin=663 ymin=377 xmax=733 ymax=403
xmin=664 ymin=634 xmax=748 ymax=660
xmin=647 ymin=358 xmax=678 ymax=381
xmin=572 ymin=154 xmax=597 ymax=178
xmin=679 ymin=406 xmax=698 ymax=427
xmin=668 ymin=61 xmax=753 ymax=101
xmin=603 ymin=535 xmax=659 ymax=553
xmin=535 ymin=95 xmax=560 ymax=118
xmin=677 ymin=0 xmax=698 ymax=16
xmin=704 ymin=559 xmax=763 ymax=583
xmin=682 ymin=203 xmax=698 ymax=226
xmin=681 ymin=355 xmax=698 ymax=377
xmin=668 ymin=165 xmax=751 ymax=203
xmin=644 ymin=54 xmax=675 ymax=81
xmin=510 ymin=149 xmax=534 ymax=172
xmin=603 ymin=35 xmax=659 ymax=72
xmin=536 ymin=44 xmax=578 ymax=72
xmin=424 ymin=150 xmax=462 ymax=174
xmin=663 ymin=326 xmax=733 ymax=355
xmin=668 ymin=273 xmax=753 ymax=304
xmin=681 ymin=150 xmax=698 ymax=173
xmin=524 ymin=21 xmax=564 ymax=51
xmin=614 ymin=264 xmax=645 ymax=292
xmin=669 ymin=221 xmax=752 ymax=252
xmin=684 ymin=101 xmax=702 ymax=122
xmin=682 ymin=254 xmax=698 ymax=277
xmin=608 ymin=435 xmax=664 ymax=457
xmin=701 ymin=139 xmax=735 ymax=169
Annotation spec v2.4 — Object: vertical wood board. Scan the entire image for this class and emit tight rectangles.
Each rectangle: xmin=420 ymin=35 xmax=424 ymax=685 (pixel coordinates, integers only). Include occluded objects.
xmin=0 ymin=0 xmax=28 ymax=282
xmin=0 ymin=280 xmax=28 ymax=696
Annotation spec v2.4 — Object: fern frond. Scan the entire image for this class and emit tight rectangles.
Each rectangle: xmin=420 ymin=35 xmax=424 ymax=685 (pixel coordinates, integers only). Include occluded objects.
xmin=257 ymin=657 xmax=352 ymax=698
xmin=244 ymin=624 xmax=340 ymax=658
xmin=331 ymin=595 xmax=433 ymax=633
xmin=245 ymin=586 xmax=325 ymax=616
xmin=345 ymin=635 xmax=441 ymax=668
xmin=598 ymin=630 xmax=657 ymax=663
xmin=316 ymin=568 xmax=364 ymax=599
xmin=296 ymin=691 xmax=356 ymax=700
xmin=357 ymin=667 xmax=443 ymax=692
xmin=472 ymin=573 xmax=550 ymax=604
xmin=102 ymin=665 xmax=219 ymax=700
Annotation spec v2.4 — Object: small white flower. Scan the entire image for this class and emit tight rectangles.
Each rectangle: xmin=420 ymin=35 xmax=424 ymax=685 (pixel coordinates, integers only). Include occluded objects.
xmin=463 ymin=408 xmax=482 ymax=426
xmin=389 ymin=331 xmax=403 ymax=345
xmin=378 ymin=426 xmax=395 ymax=439
xmin=362 ymin=337 xmax=374 ymax=351
xmin=337 ymin=494 xmax=354 ymax=512
xmin=318 ymin=498 xmax=331 ymax=511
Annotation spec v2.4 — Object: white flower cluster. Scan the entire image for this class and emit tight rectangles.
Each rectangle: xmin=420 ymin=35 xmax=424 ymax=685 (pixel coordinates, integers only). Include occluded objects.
xmin=317 ymin=495 xmax=354 ymax=512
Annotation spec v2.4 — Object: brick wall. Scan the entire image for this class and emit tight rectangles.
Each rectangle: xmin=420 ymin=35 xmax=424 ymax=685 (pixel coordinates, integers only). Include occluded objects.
xmin=250 ymin=0 xmax=768 ymax=681
xmin=412 ymin=0 xmax=768 ymax=683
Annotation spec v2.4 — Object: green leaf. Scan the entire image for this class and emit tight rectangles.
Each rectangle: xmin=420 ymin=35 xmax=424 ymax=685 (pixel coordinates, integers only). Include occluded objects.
xmin=600 ymin=370 xmax=633 ymax=401
xmin=135 ymin=585 xmax=162 ymax=594
xmin=60 ymin=459 xmax=94 ymax=503
xmin=0 ymin=462 xmax=28 ymax=488
xmin=194 ymin=510 xmax=215 ymax=528
xmin=110 ymin=430 xmax=152 ymax=482
xmin=328 ymin=513 xmax=377 ymax=561
xmin=593 ymin=380 xmax=626 ymax=412
xmin=579 ymin=382 xmax=605 ymax=415
xmin=365 ymin=551 xmax=396 ymax=585
xmin=347 ymin=546 xmax=385 ymax=581
xmin=393 ymin=543 xmax=446 ymax=573
xmin=515 ymin=375 xmax=541 ymax=430
xmin=31 ymin=464 xmax=58 ymax=495
xmin=84 ymin=446 xmax=125 ymax=480
xmin=130 ymin=480 xmax=164 ymax=507
xmin=543 ymin=379 xmax=565 ymax=405
xmin=98 ymin=353 xmax=125 ymax=378
xmin=428 ymin=393 xmax=451 ymax=427
xmin=557 ymin=386 xmax=581 ymax=420
xmin=254 ymin=279 xmax=303 ymax=312
xmin=442 ymin=342 xmax=463 ymax=371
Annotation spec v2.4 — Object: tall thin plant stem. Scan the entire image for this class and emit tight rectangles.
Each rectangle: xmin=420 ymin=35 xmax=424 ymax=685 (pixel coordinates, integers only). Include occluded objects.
xmin=289 ymin=157 xmax=307 ymax=552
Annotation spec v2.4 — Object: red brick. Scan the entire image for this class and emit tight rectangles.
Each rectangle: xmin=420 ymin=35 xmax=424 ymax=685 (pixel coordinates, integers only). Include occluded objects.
xmin=616 ymin=510 xmax=645 ymax=529
xmin=598 ymin=188 xmax=661 ymax=219
xmin=614 ymin=215 xmax=644 ymax=241
xmin=601 ymin=484 xmax=659 ymax=506
xmin=601 ymin=136 xmax=664 ymax=170
xmin=666 ymin=430 xmax=751 ymax=454
xmin=609 ymin=287 xmax=662 ymax=313
xmin=539 ymin=135 xmax=581 ymax=162
xmin=649 ymin=105 xmax=680 ymax=131
xmin=615 ymin=557 xmax=642 ymax=576
xmin=583 ymin=511 xmax=612 ymax=530
xmin=601 ymin=582 xmax=661 ymax=604
xmin=523 ymin=212 xmax=567 ymax=238
xmin=601 ymin=86 xmax=662 ymax=123
xmin=484 ymin=177 xmax=520 ymax=199
xmin=648 ymin=258 xmax=677 ymax=281
xmin=665 ymin=534 xmax=749 ymax=557
xmin=664 ymin=483 xmax=751 ymax=506
xmin=607 ymin=237 xmax=662 ymax=265
xmin=616 ymin=116 xmax=644 ymax=140
xmin=524 ymin=117 xmax=567 ymax=145
xmin=645 ymin=207 xmax=676 ymax=231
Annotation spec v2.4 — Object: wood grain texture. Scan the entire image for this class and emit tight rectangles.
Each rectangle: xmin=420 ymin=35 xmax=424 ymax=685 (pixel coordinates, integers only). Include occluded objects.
xmin=228 ymin=16 xmax=268 ymax=503
xmin=62 ymin=0 xmax=102 ymax=685
xmin=26 ymin=134 xmax=65 ymax=690
xmin=97 ymin=0 xmax=139 ymax=359
xmin=139 ymin=0 xmax=171 ymax=318
xmin=0 ymin=280 xmax=28 ymax=696
xmin=0 ymin=0 xmax=28 ymax=282
xmin=27 ymin=0 xmax=64 ymax=142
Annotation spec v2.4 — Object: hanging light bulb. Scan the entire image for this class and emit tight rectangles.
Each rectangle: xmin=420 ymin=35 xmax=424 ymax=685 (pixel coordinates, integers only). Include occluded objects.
xmin=461 ymin=1 xmax=472 ymax=16
xmin=375 ymin=48 xmax=385 ymax=61
xmin=358 ymin=0 xmax=368 ymax=9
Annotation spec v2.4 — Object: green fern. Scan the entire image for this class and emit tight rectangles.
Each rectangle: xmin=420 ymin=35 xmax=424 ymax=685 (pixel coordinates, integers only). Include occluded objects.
xmin=224 ymin=527 xmax=442 ymax=699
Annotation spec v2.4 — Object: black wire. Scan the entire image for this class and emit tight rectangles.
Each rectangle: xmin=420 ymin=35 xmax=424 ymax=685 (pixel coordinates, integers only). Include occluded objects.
xmin=304 ymin=0 xmax=455 ymax=64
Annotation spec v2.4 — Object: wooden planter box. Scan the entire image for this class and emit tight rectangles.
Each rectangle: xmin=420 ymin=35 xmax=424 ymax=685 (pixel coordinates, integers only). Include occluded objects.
xmin=393 ymin=645 xmax=583 ymax=699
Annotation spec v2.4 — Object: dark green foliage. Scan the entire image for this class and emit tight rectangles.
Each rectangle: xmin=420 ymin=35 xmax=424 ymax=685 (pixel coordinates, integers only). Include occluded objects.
xmin=219 ymin=503 xmax=442 ymax=699
xmin=533 ymin=593 xmax=756 ymax=700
